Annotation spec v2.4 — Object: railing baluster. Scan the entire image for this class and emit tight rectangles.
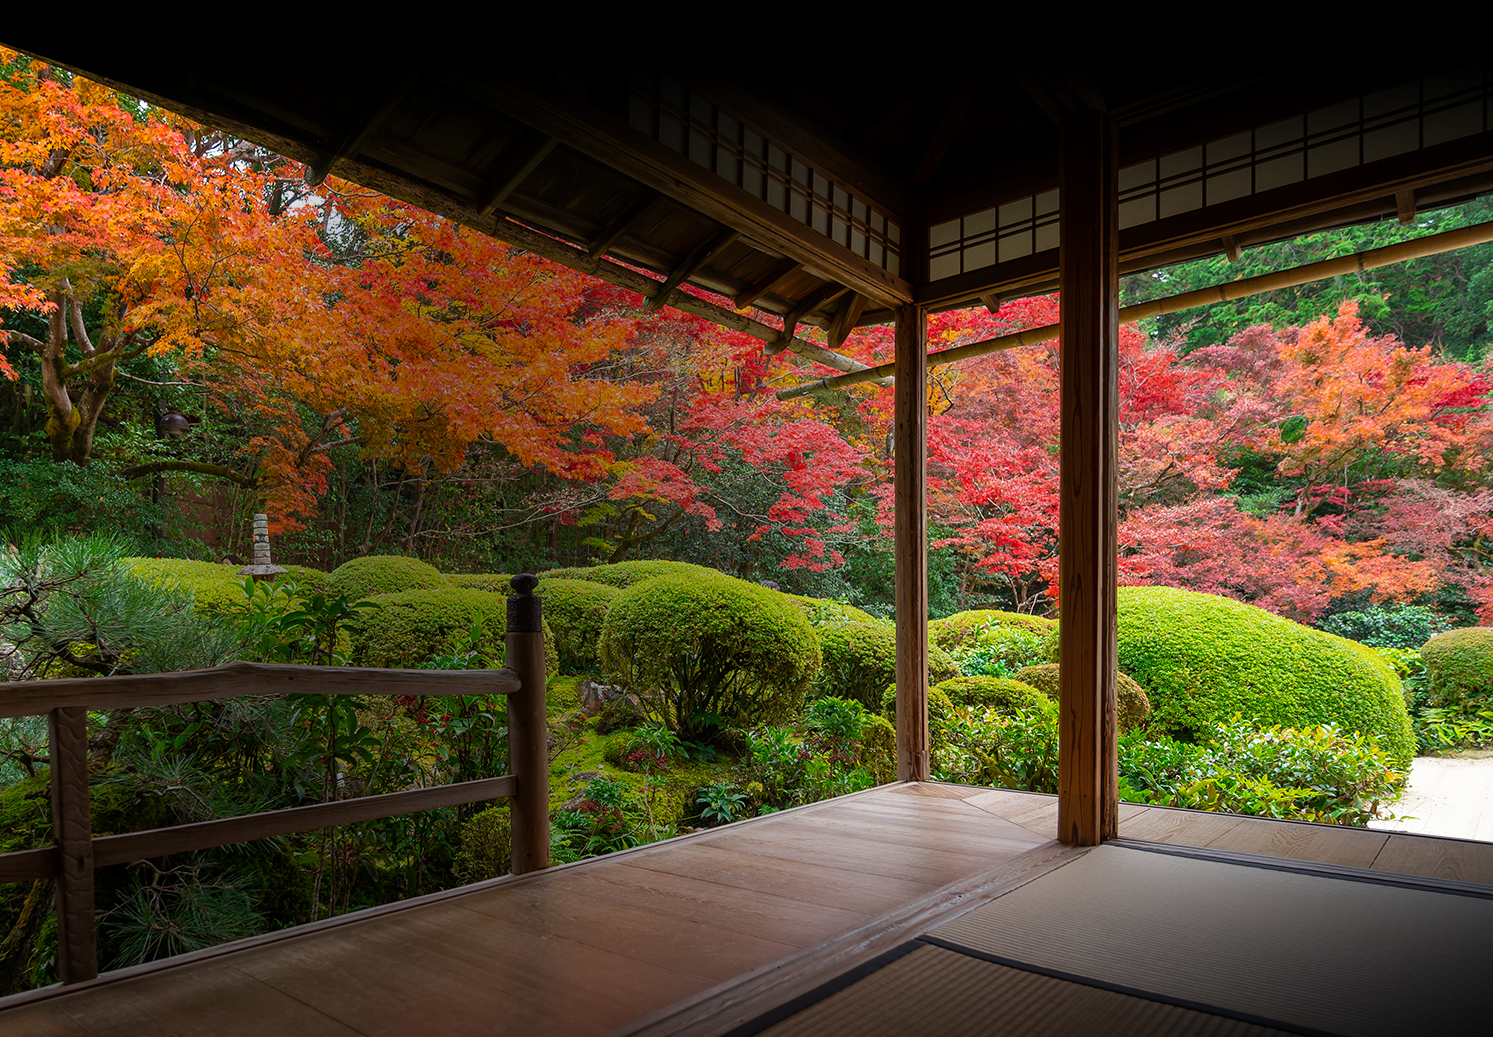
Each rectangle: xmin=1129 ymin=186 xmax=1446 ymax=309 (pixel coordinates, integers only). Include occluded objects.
xmin=505 ymin=574 xmax=550 ymax=874
xmin=48 ymin=706 xmax=96 ymax=982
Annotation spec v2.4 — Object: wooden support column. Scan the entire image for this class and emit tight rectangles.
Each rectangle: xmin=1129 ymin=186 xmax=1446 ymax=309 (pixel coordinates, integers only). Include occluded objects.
xmin=506 ymin=575 xmax=550 ymax=874
xmin=894 ymin=303 xmax=929 ymax=782
xmin=1057 ymin=108 xmax=1120 ymax=846
xmin=48 ymin=707 xmax=96 ymax=982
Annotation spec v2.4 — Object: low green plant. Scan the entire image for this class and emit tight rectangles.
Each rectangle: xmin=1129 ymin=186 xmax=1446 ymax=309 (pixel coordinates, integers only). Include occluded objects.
xmin=948 ymin=625 xmax=1048 ymax=680
xmin=1414 ymin=706 xmax=1493 ymax=754
xmin=1319 ymin=605 xmax=1451 ymax=649
xmin=696 ymin=782 xmax=748 ymax=826
xmin=936 ymin=705 xmax=1060 ymax=793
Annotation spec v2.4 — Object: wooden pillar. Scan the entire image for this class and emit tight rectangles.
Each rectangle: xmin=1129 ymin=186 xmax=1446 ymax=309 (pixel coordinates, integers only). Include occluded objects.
xmin=48 ymin=707 xmax=97 ymax=983
xmin=1057 ymin=108 xmax=1120 ymax=846
xmin=506 ymin=574 xmax=550 ymax=874
xmin=894 ymin=303 xmax=930 ymax=782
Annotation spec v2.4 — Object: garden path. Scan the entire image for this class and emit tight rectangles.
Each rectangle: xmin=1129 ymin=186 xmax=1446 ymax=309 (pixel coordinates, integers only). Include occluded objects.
xmin=1370 ymin=752 xmax=1493 ymax=842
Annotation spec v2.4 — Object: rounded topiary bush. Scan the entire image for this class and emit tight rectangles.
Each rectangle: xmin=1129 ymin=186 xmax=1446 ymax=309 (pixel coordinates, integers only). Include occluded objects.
xmin=815 ymin=621 xmax=960 ymax=709
xmin=1420 ymin=627 xmax=1493 ymax=708
xmin=928 ymin=609 xmax=1056 ymax=654
xmin=122 ymin=558 xmax=252 ymax=612
xmin=328 ymin=555 xmax=447 ymax=600
xmin=533 ymin=578 xmax=619 ymax=673
xmin=448 ymin=573 xmax=513 ymax=593
xmin=933 ymin=676 xmax=1055 ymax=719
xmin=349 ymin=587 xmax=555 ymax=673
xmin=1013 ymin=664 xmax=1151 ymax=733
xmin=787 ymin=595 xmax=878 ymax=627
xmin=598 ymin=573 xmax=820 ymax=740
xmin=540 ymin=560 xmax=723 ymax=589
xmin=1115 ymin=586 xmax=1413 ymax=765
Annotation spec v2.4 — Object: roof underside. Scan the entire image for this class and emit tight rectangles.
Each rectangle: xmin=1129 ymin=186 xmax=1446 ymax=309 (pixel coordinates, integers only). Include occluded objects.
xmin=7 ymin=45 xmax=1493 ymax=368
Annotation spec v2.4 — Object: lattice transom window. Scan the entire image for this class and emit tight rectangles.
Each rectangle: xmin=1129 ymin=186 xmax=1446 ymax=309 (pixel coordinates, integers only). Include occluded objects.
xmin=928 ymin=189 xmax=1060 ymax=282
xmin=629 ymin=76 xmax=903 ymax=277
xmin=1118 ymin=70 xmax=1492 ymax=230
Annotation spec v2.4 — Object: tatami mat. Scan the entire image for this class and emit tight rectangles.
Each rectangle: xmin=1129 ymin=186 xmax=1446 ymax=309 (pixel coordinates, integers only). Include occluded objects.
xmin=927 ymin=843 xmax=1491 ymax=1037
xmin=745 ymin=943 xmax=1291 ymax=1037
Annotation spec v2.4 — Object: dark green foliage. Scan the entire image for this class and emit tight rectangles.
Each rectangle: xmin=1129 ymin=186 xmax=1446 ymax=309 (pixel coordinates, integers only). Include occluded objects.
xmin=857 ymin=713 xmax=897 ymax=784
xmin=447 ymin=573 xmax=513 ymax=593
xmin=1115 ymin=587 xmax=1414 ymax=765
xmin=454 ymin=804 xmax=511 ymax=882
xmin=1319 ymin=605 xmax=1452 ymax=649
xmin=1012 ymin=664 xmax=1152 ymax=734
xmin=532 ymin=578 xmax=619 ymax=673
xmin=598 ymin=573 xmax=820 ymax=740
xmin=1420 ymin=627 xmax=1493 ymax=709
xmin=327 ymin=555 xmax=448 ymax=600
xmin=932 ymin=676 xmax=1055 ymax=720
xmin=813 ymin=621 xmax=960 ymax=710
xmin=0 ymin=457 xmax=161 ymax=537
xmin=348 ymin=587 xmax=556 ymax=673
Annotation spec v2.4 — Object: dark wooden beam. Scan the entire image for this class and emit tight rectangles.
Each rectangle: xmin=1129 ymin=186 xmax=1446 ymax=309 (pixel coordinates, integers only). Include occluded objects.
xmin=1397 ymin=188 xmax=1417 ymax=226
xmin=912 ymin=75 xmax=977 ymax=188
xmin=588 ymin=193 xmax=666 ymax=258
xmin=734 ymin=258 xmax=800 ymax=310
xmin=765 ymin=283 xmax=848 ymax=355
xmin=305 ymin=72 xmax=415 ymax=187
xmin=894 ymin=304 xmax=929 ymax=783
xmin=1057 ymin=108 xmax=1119 ymax=847
xmin=644 ymin=228 xmax=740 ymax=311
xmin=49 ymin=707 xmax=96 ymax=982
xmin=827 ymin=293 xmax=868 ymax=350
xmin=1223 ymin=235 xmax=1242 ymax=263
xmin=477 ymin=135 xmax=558 ymax=217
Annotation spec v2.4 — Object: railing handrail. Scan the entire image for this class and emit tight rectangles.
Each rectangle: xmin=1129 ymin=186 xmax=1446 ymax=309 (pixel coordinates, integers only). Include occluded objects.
xmin=0 ymin=661 xmax=519 ymax=719
xmin=0 ymin=575 xmax=551 ymax=985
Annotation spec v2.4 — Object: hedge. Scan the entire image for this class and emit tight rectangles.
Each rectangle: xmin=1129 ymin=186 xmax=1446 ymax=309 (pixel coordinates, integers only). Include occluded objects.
xmin=1012 ymin=664 xmax=1151 ymax=734
xmin=928 ymin=609 xmax=1056 ymax=654
xmin=539 ymin=560 xmax=725 ymax=589
xmin=1420 ymin=627 xmax=1493 ymax=708
xmin=1115 ymin=586 xmax=1413 ymax=765
xmin=814 ymin=621 xmax=960 ymax=710
xmin=349 ymin=587 xmax=556 ymax=674
xmin=932 ymin=676 xmax=1055 ymax=720
xmin=328 ymin=555 xmax=447 ymax=600
xmin=598 ymin=572 xmax=819 ymax=740
xmin=122 ymin=558 xmax=329 ymax=612
xmin=786 ymin=595 xmax=879 ymax=627
xmin=447 ymin=573 xmax=512 ymax=593
xmin=533 ymin=578 xmax=620 ymax=673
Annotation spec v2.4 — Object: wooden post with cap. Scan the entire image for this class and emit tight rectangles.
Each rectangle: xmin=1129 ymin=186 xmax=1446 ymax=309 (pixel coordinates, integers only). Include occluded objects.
xmin=506 ymin=574 xmax=550 ymax=873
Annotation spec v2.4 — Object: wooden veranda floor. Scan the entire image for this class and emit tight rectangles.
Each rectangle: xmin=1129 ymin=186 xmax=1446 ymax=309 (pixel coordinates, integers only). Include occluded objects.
xmin=2 ymin=783 xmax=1490 ymax=1037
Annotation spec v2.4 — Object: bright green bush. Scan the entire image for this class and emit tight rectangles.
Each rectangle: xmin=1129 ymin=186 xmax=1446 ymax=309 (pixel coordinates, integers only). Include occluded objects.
xmin=1012 ymin=663 xmax=1152 ymax=734
xmin=937 ymin=705 xmax=1060 ymax=793
xmin=349 ymin=587 xmax=555 ymax=673
xmin=814 ymin=621 xmax=960 ymax=709
xmin=933 ymin=676 xmax=1055 ymax=720
xmin=1420 ymin=627 xmax=1493 ymax=708
xmin=928 ymin=609 xmax=1056 ymax=654
xmin=857 ymin=713 xmax=897 ymax=784
xmin=328 ymin=555 xmax=447 ymax=600
xmin=534 ymin=578 xmax=619 ymax=673
xmin=946 ymin=625 xmax=1050 ymax=679
xmin=540 ymin=560 xmax=723 ymax=589
xmin=1115 ymin=586 xmax=1414 ymax=766
xmin=598 ymin=573 xmax=820 ymax=740
xmin=786 ymin=595 xmax=878 ymax=626
xmin=123 ymin=558 xmax=252 ymax=612
xmin=448 ymin=573 xmax=512 ymax=593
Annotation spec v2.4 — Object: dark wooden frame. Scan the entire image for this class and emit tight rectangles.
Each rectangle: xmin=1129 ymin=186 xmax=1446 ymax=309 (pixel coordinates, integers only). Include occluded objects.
xmin=0 ymin=592 xmax=549 ymax=983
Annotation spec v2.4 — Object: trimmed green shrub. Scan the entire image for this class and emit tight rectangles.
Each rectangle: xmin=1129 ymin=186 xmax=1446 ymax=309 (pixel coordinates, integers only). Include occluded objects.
xmin=946 ymin=624 xmax=1050 ymax=680
xmin=276 ymin=564 xmax=331 ymax=595
xmin=598 ymin=573 xmax=820 ymax=740
xmin=122 ymin=558 xmax=252 ymax=612
xmin=448 ymin=573 xmax=513 ymax=593
xmin=1013 ymin=663 xmax=1152 ymax=734
xmin=540 ymin=560 xmax=723 ymax=589
xmin=1319 ymin=605 xmax=1451 ymax=649
xmin=533 ymin=579 xmax=619 ymax=673
xmin=814 ymin=621 xmax=960 ymax=709
xmin=1115 ymin=586 xmax=1414 ymax=765
xmin=928 ymin=609 xmax=1056 ymax=654
xmin=786 ymin=595 xmax=878 ymax=626
xmin=349 ymin=587 xmax=555 ymax=674
xmin=933 ymin=676 xmax=1055 ymax=720
xmin=1420 ymin=627 xmax=1493 ymax=708
xmin=328 ymin=555 xmax=447 ymax=600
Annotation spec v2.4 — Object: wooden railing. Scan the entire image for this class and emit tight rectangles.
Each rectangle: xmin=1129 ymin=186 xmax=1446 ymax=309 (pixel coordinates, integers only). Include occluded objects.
xmin=0 ymin=575 xmax=550 ymax=985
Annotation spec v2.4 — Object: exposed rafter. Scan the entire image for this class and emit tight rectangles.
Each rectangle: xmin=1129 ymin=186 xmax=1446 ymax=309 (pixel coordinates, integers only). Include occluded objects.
xmin=644 ymin=228 xmax=740 ymax=312
xmin=305 ymin=73 xmax=415 ymax=187
xmin=765 ymin=282 xmax=849 ymax=355
xmin=476 ymin=136 xmax=558 ymax=217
